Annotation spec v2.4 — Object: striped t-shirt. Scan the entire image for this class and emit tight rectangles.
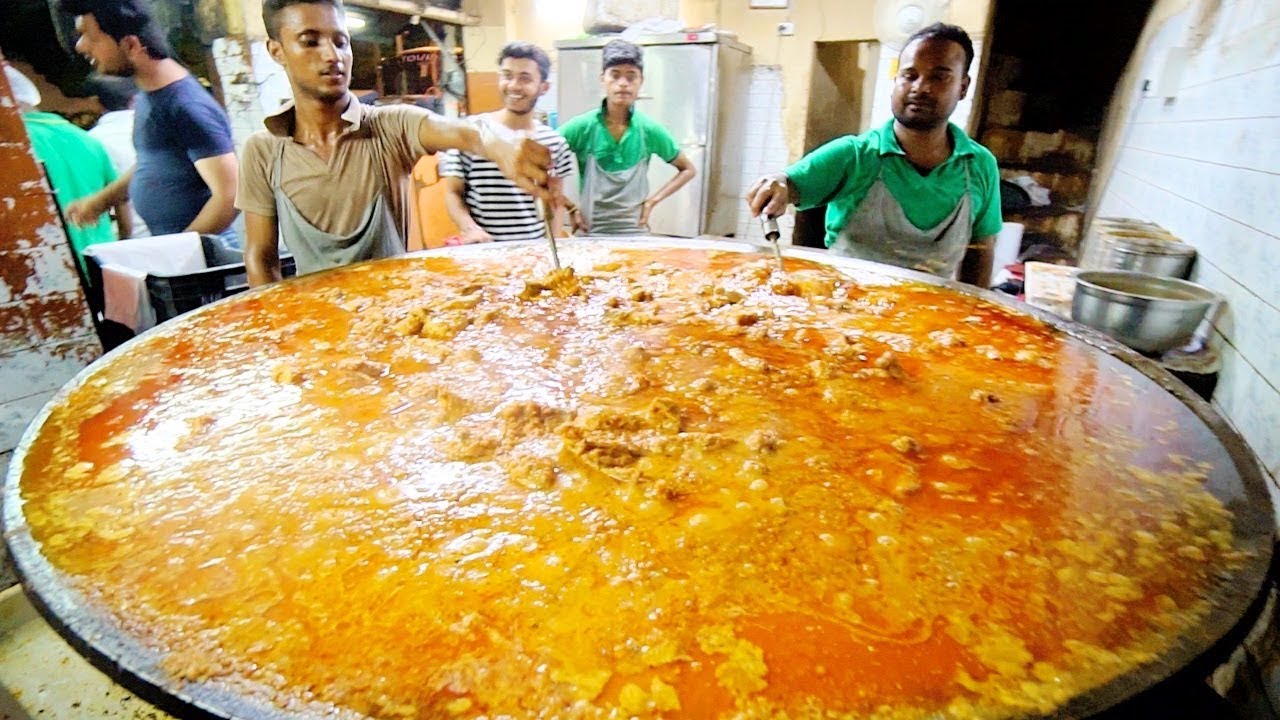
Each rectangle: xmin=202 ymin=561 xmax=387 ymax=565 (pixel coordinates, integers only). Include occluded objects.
xmin=439 ymin=122 xmax=575 ymax=242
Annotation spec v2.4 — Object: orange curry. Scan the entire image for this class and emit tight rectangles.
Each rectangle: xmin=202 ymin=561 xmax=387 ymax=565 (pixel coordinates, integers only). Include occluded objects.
xmin=19 ymin=246 xmax=1245 ymax=719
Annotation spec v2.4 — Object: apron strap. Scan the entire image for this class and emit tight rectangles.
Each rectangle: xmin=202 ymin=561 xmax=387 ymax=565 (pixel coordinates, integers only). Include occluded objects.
xmin=831 ymin=152 xmax=975 ymax=276
xmin=269 ymin=137 xmax=402 ymax=275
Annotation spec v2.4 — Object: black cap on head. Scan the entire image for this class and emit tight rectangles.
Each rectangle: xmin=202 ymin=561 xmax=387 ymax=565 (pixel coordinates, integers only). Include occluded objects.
xmin=59 ymin=0 xmax=171 ymax=59
xmin=902 ymin=22 xmax=974 ymax=70
xmin=601 ymin=39 xmax=643 ymax=73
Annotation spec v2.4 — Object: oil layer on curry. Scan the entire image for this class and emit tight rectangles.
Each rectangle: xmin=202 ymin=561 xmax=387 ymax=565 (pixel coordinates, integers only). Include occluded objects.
xmin=18 ymin=246 xmax=1246 ymax=719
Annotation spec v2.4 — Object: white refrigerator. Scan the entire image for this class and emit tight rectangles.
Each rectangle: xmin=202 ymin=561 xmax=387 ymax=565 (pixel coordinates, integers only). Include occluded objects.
xmin=555 ymin=33 xmax=753 ymax=238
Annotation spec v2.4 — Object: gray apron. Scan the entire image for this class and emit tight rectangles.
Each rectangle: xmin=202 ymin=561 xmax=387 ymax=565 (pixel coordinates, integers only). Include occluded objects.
xmin=272 ymin=139 xmax=402 ymax=275
xmin=830 ymin=161 xmax=973 ymax=278
xmin=580 ymin=121 xmax=650 ymax=236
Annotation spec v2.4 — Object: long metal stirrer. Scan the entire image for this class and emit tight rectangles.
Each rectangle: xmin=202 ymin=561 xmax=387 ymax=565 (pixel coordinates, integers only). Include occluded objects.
xmin=537 ymin=196 xmax=563 ymax=269
xmin=537 ymin=195 xmax=561 ymax=270
xmin=762 ymin=215 xmax=784 ymax=272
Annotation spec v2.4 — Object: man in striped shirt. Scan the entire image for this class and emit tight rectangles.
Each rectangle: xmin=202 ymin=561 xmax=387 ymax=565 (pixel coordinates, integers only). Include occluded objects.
xmin=441 ymin=42 xmax=574 ymax=243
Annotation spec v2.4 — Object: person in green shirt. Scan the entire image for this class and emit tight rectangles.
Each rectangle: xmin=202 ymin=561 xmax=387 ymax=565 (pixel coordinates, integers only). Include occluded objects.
xmin=5 ymin=63 xmax=127 ymax=272
xmin=559 ymin=39 xmax=696 ymax=236
xmin=747 ymin=23 xmax=1001 ymax=286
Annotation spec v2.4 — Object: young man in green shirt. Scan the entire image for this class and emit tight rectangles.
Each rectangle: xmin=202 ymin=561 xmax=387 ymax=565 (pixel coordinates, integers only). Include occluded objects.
xmin=747 ymin=23 xmax=1001 ymax=286
xmin=559 ymin=39 xmax=696 ymax=236
xmin=5 ymin=63 xmax=126 ymax=271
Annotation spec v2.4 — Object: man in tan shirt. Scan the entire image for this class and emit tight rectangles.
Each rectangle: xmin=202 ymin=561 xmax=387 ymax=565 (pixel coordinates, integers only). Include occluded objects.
xmin=238 ymin=0 xmax=552 ymax=285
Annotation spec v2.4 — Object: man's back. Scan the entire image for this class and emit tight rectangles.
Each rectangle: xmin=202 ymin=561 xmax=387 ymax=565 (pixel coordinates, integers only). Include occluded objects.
xmin=23 ymin=111 xmax=118 ymax=262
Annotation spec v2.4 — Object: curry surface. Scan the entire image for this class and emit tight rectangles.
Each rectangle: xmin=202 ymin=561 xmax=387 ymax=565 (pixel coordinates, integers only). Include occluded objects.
xmin=19 ymin=247 xmax=1245 ymax=719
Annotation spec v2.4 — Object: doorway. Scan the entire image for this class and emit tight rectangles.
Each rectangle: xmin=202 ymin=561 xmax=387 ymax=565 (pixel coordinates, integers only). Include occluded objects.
xmin=794 ymin=40 xmax=879 ymax=248
xmin=976 ymin=0 xmax=1157 ymax=259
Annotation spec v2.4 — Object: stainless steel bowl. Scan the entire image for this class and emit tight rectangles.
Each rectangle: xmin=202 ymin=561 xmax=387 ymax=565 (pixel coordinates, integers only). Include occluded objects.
xmin=1078 ymin=219 xmax=1166 ymax=269
xmin=1108 ymin=243 xmax=1195 ymax=278
xmin=1097 ymin=230 xmax=1196 ymax=278
xmin=1072 ymin=270 xmax=1221 ymax=353
xmin=1081 ymin=226 xmax=1197 ymax=279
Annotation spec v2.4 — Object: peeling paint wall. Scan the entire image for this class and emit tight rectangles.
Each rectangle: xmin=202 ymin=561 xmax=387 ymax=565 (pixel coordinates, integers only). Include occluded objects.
xmin=212 ymin=35 xmax=266 ymax=152
xmin=207 ymin=0 xmax=287 ymax=153
xmin=0 ymin=52 xmax=102 ymax=456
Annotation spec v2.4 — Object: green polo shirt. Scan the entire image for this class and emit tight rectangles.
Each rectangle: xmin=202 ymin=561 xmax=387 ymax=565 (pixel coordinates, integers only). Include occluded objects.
xmin=559 ymin=104 xmax=680 ymax=189
xmin=787 ymin=119 xmax=1002 ymax=248
xmin=22 ymin=111 xmax=118 ymax=269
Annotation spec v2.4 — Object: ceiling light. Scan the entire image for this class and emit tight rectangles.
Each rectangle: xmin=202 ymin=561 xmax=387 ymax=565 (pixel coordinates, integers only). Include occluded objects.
xmin=346 ymin=12 xmax=368 ymax=30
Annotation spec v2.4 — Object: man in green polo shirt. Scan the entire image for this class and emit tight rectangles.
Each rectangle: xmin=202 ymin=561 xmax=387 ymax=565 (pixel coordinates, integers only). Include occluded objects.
xmin=5 ymin=63 xmax=126 ymax=272
xmin=559 ymin=39 xmax=696 ymax=236
xmin=747 ymin=23 xmax=1001 ymax=286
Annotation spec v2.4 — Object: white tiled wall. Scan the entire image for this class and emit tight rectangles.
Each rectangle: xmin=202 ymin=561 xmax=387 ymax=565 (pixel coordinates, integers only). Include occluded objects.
xmin=735 ymin=66 xmax=794 ymax=244
xmin=1095 ymin=0 xmax=1280 ymax=523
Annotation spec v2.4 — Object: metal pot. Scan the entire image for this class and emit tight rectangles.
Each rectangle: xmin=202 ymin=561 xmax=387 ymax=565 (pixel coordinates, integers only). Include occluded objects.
xmin=1108 ymin=240 xmax=1196 ymax=277
xmin=1078 ymin=218 xmax=1161 ymax=268
xmin=1072 ymin=270 xmax=1222 ymax=353
xmin=1081 ymin=225 xmax=1196 ymax=279
xmin=1099 ymin=230 xmax=1196 ymax=278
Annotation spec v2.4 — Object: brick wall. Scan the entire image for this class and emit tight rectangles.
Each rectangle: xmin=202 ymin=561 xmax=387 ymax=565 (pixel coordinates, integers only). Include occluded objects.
xmin=1094 ymin=0 xmax=1280 ymax=524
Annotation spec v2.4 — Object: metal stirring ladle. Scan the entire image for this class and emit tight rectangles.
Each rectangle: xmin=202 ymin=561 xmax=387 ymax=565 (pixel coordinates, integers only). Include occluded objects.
xmin=761 ymin=215 xmax=785 ymax=272
xmin=537 ymin=196 xmax=561 ymax=270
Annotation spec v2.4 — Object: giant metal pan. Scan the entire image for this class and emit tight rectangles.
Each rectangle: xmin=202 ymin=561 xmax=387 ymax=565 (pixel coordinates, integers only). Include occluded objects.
xmin=3 ymin=238 xmax=1275 ymax=719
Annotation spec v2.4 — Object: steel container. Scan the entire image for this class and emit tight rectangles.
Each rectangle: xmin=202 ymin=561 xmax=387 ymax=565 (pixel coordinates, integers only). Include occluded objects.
xmin=1078 ymin=217 xmax=1161 ymax=268
xmin=1072 ymin=270 xmax=1221 ymax=353
xmin=1081 ymin=224 xmax=1197 ymax=279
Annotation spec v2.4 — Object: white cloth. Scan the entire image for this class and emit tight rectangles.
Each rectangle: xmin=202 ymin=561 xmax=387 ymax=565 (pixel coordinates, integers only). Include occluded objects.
xmin=1009 ymin=175 xmax=1052 ymax=206
xmin=620 ymin=17 xmax=684 ymax=40
xmin=3 ymin=64 xmax=40 ymax=107
xmin=83 ymin=232 xmax=206 ymax=332
xmin=100 ymin=264 xmax=152 ymax=331
xmin=992 ymin=221 xmax=1025 ymax=278
xmin=88 ymin=110 xmax=150 ymax=236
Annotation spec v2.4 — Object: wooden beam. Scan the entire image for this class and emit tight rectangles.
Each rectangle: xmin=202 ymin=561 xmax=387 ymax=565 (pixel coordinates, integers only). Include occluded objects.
xmin=345 ymin=0 xmax=481 ymax=26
